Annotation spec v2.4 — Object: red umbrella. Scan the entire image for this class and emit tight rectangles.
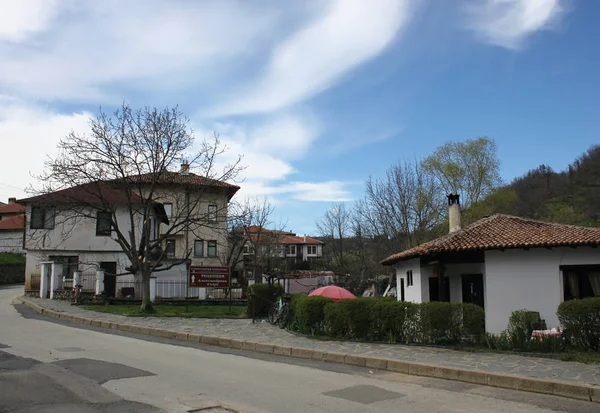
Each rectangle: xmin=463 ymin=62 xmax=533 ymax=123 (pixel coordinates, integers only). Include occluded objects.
xmin=309 ymin=285 xmax=356 ymax=301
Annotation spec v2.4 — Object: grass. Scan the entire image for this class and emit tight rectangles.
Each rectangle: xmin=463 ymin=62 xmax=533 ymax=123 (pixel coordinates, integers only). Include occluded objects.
xmin=0 ymin=253 xmax=25 ymax=265
xmin=82 ymin=304 xmax=247 ymax=318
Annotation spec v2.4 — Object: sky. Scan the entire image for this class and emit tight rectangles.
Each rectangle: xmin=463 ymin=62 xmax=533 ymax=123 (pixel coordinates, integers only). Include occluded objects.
xmin=0 ymin=0 xmax=598 ymax=236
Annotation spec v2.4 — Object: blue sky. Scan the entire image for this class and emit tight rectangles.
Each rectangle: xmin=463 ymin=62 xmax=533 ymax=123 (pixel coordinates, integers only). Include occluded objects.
xmin=0 ymin=0 xmax=598 ymax=236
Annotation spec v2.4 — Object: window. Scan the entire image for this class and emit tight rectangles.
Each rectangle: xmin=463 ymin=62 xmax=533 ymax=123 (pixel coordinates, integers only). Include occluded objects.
xmin=194 ymin=240 xmax=204 ymax=257
xmin=208 ymin=204 xmax=217 ymax=223
xmin=207 ymin=240 xmax=217 ymax=257
xmin=165 ymin=239 xmax=176 ymax=259
xmin=30 ymin=206 xmax=55 ymax=229
xmin=307 ymin=245 xmax=317 ymax=255
xmin=286 ymin=245 xmax=296 ymax=255
xmin=406 ymin=270 xmax=413 ymax=287
xmin=163 ymin=203 xmax=173 ymax=218
xmin=96 ymin=211 xmax=111 ymax=236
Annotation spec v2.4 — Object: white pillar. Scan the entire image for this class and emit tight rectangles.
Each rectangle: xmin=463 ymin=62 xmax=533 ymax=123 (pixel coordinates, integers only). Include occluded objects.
xmin=73 ymin=271 xmax=81 ymax=287
xmin=50 ymin=262 xmax=63 ymax=300
xmin=150 ymin=277 xmax=157 ymax=302
xmin=96 ymin=270 xmax=105 ymax=295
xmin=198 ymin=287 xmax=207 ymax=300
xmin=40 ymin=263 xmax=49 ymax=299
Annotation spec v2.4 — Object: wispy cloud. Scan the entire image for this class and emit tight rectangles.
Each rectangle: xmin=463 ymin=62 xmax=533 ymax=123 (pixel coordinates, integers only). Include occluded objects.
xmin=465 ymin=0 xmax=566 ymax=50
xmin=210 ymin=0 xmax=414 ymax=116
xmin=0 ymin=0 xmax=60 ymax=42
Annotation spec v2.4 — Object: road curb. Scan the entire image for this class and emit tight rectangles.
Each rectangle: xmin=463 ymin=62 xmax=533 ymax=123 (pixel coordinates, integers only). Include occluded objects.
xmin=14 ymin=296 xmax=600 ymax=404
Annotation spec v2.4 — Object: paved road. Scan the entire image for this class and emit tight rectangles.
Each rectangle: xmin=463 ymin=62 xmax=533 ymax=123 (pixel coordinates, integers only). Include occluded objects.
xmin=26 ymin=295 xmax=600 ymax=386
xmin=0 ymin=287 xmax=596 ymax=413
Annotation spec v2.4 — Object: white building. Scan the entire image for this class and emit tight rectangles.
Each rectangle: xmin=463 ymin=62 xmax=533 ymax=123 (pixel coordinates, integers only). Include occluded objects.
xmin=18 ymin=169 xmax=239 ymax=299
xmin=0 ymin=198 xmax=25 ymax=254
xmin=382 ymin=194 xmax=600 ymax=334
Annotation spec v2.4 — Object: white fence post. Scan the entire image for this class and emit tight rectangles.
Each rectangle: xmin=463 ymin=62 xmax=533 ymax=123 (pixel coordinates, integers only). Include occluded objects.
xmin=50 ymin=262 xmax=63 ymax=299
xmin=150 ymin=277 xmax=157 ymax=302
xmin=96 ymin=270 xmax=105 ymax=295
xmin=40 ymin=263 xmax=49 ymax=299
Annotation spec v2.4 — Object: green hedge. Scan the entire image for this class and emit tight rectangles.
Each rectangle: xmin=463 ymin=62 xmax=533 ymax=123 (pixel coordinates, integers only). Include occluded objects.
xmin=557 ymin=298 xmax=600 ymax=351
xmin=292 ymin=295 xmax=333 ymax=335
xmin=291 ymin=296 xmax=485 ymax=345
xmin=247 ymin=283 xmax=284 ymax=317
xmin=0 ymin=263 xmax=25 ymax=285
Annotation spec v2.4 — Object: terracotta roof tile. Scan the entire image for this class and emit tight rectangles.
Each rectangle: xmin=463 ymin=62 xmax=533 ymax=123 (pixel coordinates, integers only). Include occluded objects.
xmin=0 ymin=215 xmax=24 ymax=231
xmin=0 ymin=203 xmax=25 ymax=214
xmin=381 ymin=214 xmax=600 ymax=265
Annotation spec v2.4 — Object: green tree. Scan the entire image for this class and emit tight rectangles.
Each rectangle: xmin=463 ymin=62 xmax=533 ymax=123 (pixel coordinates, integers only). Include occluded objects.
xmin=422 ymin=136 xmax=502 ymax=208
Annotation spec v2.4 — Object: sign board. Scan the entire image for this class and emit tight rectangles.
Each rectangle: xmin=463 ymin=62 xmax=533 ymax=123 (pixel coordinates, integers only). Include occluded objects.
xmin=189 ymin=266 xmax=230 ymax=288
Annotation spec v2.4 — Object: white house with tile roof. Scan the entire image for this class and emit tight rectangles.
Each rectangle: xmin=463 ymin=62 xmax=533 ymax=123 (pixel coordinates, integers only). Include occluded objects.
xmin=381 ymin=194 xmax=600 ymax=334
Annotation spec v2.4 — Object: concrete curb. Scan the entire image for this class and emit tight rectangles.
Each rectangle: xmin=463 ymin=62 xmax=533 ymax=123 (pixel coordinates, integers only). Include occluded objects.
xmin=14 ymin=297 xmax=600 ymax=404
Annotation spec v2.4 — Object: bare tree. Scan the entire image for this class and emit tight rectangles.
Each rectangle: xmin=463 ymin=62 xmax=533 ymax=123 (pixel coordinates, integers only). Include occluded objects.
xmin=316 ymin=203 xmax=351 ymax=271
xmin=33 ymin=104 xmax=242 ymax=310
xmin=357 ymin=159 xmax=443 ymax=258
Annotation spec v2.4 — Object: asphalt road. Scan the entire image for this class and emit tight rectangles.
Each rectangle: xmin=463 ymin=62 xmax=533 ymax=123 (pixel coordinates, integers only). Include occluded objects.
xmin=0 ymin=286 xmax=596 ymax=413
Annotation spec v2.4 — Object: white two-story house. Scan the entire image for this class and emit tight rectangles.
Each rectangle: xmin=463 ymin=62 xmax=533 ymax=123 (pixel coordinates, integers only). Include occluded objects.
xmin=19 ymin=167 xmax=239 ymax=298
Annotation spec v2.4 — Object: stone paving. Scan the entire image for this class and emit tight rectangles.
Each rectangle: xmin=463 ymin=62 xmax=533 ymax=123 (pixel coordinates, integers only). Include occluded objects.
xmin=22 ymin=297 xmax=600 ymax=387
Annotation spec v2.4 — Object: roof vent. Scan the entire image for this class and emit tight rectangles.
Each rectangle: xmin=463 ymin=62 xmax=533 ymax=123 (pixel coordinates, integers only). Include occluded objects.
xmin=8 ymin=197 xmax=16 ymax=204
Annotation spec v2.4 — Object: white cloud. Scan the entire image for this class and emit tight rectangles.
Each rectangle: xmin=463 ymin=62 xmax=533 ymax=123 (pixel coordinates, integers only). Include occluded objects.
xmin=0 ymin=98 xmax=91 ymax=201
xmin=0 ymin=0 xmax=59 ymax=42
xmin=210 ymin=0 xmax=413 ymax=116
xmin=238 ymin=181 xmax=353 ymax=202
xmin=465 ymin=0 xmax=566 ymax=50
xmin=0 ymin=1 xmax=280 ymax=101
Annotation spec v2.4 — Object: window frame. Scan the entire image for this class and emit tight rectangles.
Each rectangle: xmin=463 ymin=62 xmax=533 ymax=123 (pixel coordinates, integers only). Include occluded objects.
xmin=163 ymin=203 xmax=173 ymax=218
xmin=207 ymin=240 xmax=217 ymax=258
xmin=96 ymin=211 xmax=112 ymax=236
xmin=194 ymin=240 xmax=204 ymax=257
xmin=208 ymin=204 xmax=217 ymax=223
xmin=406 ymin=270 xmax=413 ymax=287
xmin=30 ymin=206 xmax=55 ymax=230
xmin=165 ymin=239 xmax=176 ymax=259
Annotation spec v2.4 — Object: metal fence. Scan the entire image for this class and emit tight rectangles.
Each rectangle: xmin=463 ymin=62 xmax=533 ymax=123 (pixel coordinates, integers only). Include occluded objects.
xmin=79 ymin=273 xmax=97 ymax=292
xmin=115 ymin=280 xmax=142 ymax=298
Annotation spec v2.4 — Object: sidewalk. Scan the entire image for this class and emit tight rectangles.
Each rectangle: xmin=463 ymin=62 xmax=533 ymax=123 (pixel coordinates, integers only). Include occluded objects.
xmin=16 ymin=296 xmax=600 ymax=403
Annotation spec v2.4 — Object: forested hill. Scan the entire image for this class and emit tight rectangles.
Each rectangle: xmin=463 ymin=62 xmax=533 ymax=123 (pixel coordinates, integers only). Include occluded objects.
xmin=465 ymin=145 xmax=600 ymax=227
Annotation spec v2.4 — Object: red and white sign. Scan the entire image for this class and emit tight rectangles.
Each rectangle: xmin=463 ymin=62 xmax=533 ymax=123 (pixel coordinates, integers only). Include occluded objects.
xmin=189 ymin=266 xmax=230 ymax=288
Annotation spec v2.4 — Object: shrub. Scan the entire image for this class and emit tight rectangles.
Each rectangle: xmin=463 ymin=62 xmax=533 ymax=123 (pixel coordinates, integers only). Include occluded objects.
xmin=323 ymin=301 xmax=348 ymax=338
xmin=557 ymin=297 xmax=600 ymax=351
xmin=461 ymin=303 xmax=486 ymax=342
xmin=292 ymin=295 xmax=334 ymax=335
xmin=507 ymin=310 xmax=544 ymax=350
xmin=247 ymin=283 xmax=283 ymax=318
xmin=417 ymin=302 xmax=462 ymax=344
xmin=370 ymin=300 xmax=415 ymax=343
xmin=342 ymin=298 xmax=377 ymax=340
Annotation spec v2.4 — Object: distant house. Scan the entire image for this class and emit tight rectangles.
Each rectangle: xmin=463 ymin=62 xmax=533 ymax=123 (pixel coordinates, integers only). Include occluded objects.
xmin=243 ymin=226 xmax=324 ymax=262
xmin=381 ymin=194 xmax=600 ymax=334
xmin=0 ymin=198 xmax=25 ymax=254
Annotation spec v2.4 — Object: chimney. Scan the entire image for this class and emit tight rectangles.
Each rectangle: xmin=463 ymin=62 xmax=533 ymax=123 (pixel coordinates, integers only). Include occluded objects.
xmin=447 ymin=193 xmax=461 ymax=233
xmin=180 ymin=162 xmax=190 ymax=175
xmin=8 ymin=197 xmax=16 ymax=204
xmin=303 ymin=234 xmax=306 ymax=243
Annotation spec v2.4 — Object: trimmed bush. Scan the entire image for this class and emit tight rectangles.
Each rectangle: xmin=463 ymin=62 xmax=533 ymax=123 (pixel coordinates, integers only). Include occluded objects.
xmin=370 ymin=300 xmax=415 ymax=343
xmin=557 ymin=297 xmax=600 ymax=351
xmin=247 ymin=283 xmax=283 ymax=318
xmin=507 ymin=310 xmax=545 ymax=350
xmin=292 ymin=295 xmax=334 ymax=335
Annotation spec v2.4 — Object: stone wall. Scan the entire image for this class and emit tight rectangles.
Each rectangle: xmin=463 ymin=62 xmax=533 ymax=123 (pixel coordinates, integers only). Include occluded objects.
xmin=0 ymin=264 xmax=25 ymax=285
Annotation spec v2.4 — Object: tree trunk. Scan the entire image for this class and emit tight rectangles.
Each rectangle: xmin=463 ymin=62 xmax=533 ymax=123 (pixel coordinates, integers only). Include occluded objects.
xmin=140 ymin=270 xmax=152 ymax=312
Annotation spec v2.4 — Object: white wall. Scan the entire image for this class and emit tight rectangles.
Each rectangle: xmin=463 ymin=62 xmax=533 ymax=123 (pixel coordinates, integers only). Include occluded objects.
xmin=0 ymin=230 xmax=24 ymax=254
xmin=484 ymin=247 xmax=600 ymax=334
xmin=395 ymin=258 xmax=422 ymax=302
xmin=443 ymin=263 xmax=485 ymax=304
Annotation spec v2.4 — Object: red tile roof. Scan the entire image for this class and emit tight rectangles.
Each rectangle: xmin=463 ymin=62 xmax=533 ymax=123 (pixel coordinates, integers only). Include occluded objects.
xmin=244 ymin=226 xmax=324 ymax=245
xmin=18 ymin=172 xmax=239 ymax=205
xmin=0 ymin=215 xmax=24 ymax=231
xmin=17 ymin=183 xmax=144 ymax=205
xmin=0 ymin=203 xmax=25 ymax=214
xmin=381 ymin=214 xmax=600 ymax=266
